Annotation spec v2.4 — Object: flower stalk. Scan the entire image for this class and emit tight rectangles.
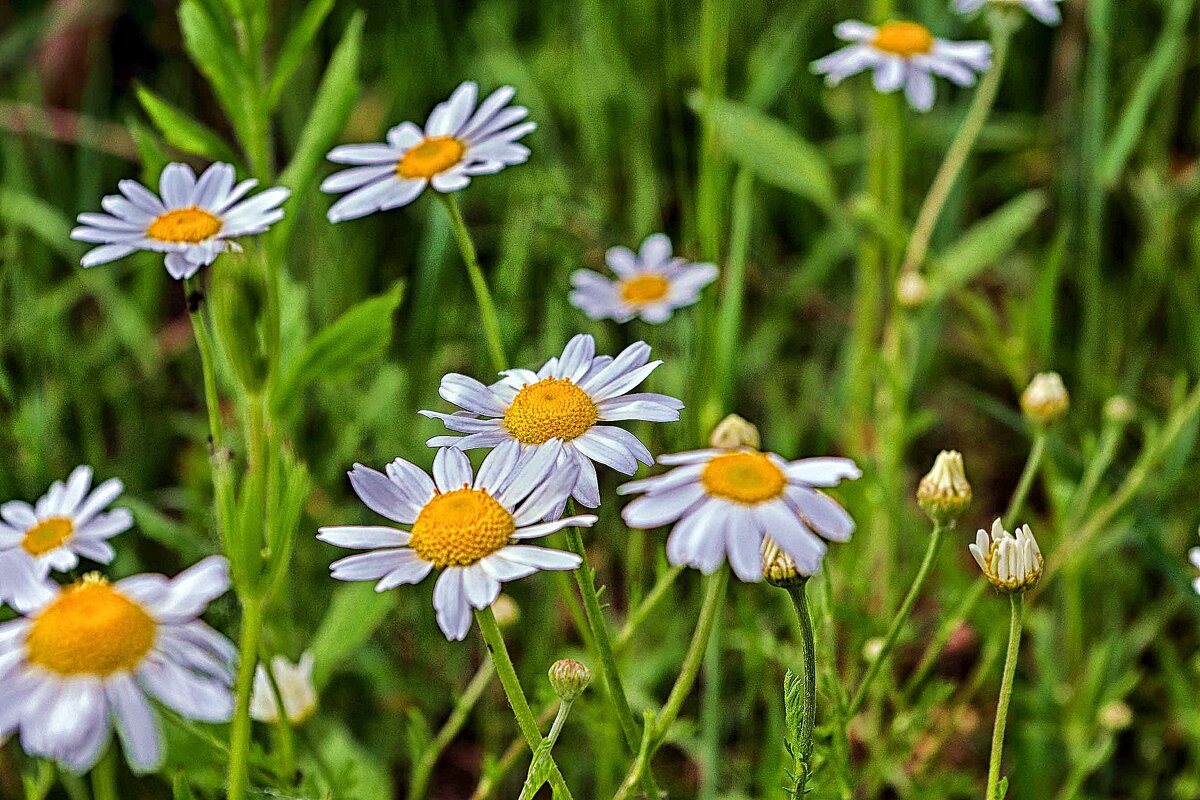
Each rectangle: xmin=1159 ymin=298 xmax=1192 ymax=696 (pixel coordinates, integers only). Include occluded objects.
xmin=985 ymin=593 xmax=1024 ymax=799
xmin=442 ymin=193 xmax=508 ymax=373
xmin=786 ymin=583 xmax=817 ymax=799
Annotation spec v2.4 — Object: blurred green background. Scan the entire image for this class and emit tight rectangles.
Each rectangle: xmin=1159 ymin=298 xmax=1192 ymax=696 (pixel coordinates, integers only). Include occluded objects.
xmin=2 ymin=0 xmax=1200 ymax=798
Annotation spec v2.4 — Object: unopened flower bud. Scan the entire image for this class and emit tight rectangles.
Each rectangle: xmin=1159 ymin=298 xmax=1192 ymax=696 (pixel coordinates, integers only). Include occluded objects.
xmin=1104 ymin=395 xmax=1134 ymax=424
xmin=1098 ymin=701 xmax=1133 ymax=731
xmin=491 ymin=594 xmax=520 ymax=628
xmin=862 ymin=637 xmax=885 ymax=663
xmin=762 ymin=536 xmax=806 ymax=588
xmin=896 ymin=272 xmax=930 ymax=309
xmin=917 ymin=450 xmax=972 ymax=525
xmin=969 ymin=519 xmax=1043 ymax=593
xmin=710 ymin=414 xmax=761 ymax=450
xmin=251 ymin=652 xmax=317 ymax=724
xmin=548 ymin=659 xmax=591 ymax=702
xmin=1021 ymin=372 xmax=1069 ymax=425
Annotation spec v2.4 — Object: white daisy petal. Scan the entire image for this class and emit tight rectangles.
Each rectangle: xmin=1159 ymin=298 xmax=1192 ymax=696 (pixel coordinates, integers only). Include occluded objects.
xmin=317 ymin=526 xmax=412 ymax=549
xmin=107 ymin=675 xmax=164 ymax=773
xmin=433 ymin=568 xmax=472 ymax=641
xmin=433 ymin=447 xmax=474 ymax=492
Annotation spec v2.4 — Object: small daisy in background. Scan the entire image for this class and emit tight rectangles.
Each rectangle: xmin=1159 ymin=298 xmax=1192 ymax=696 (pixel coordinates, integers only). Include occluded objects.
xmin=812 ymin=20 xmax=992 ymax=111
xmin=319 ymin=442 xmax=593 ymax=641
xmin=0 ymin=556 xmax=235 ymax=773
xmin=0 ymin=466 xmax=133 ymax=613
xmin=71 ymin=162 xmax=290 ymax=280
xmin=970 ymin=519 xmax=1043 ymax=593
xmin=251 ymin=651 xmax=318 ymax=724
xmin=421 ymin=333 xmax=683 ymax=508
xmin=570 ymin=233 xmax=718 ymax=324
xmin=322 ymin=81 xmax=535 ymax=223
xmin=1188 ymin=547 xmax=1200 ymax=595
xmin=619 ymin=420 xmax=861 ymax=582
xmin=956 ymin=0 xmax=1062 ymax=25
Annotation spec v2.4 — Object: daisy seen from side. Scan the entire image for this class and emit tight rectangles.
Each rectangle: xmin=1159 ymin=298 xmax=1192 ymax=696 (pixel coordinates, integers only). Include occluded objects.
xmin=570 ymin=233 xmax=718 ymax=324
xmin=319 ymin=441 xmax=593 ymax=641
xmin=811 ymin=20 xmax=992 ymax=111
xmin=618 ymin=447 xmax=861 ymax=582
xmin=71 ymin=162 xmax=289 ymax=280
xmin=420 ymin=333 xmax=683 ymax=509
xmin=322 ymin=81 xmax=535 ymax=223
xmin=0 ymin=556 xmax=236 ymax=773
xmin=0 ymin=466 xmax=133 ymax=613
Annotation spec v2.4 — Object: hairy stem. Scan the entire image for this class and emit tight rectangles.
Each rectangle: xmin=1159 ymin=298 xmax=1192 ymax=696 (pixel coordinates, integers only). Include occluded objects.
xmin=786 ymin=583 xmax=817 ymax=799
xmin=985 ymin=594 xmax=1024 ymax=799
xmin=227 ymin=597 xmax=264 ymax=800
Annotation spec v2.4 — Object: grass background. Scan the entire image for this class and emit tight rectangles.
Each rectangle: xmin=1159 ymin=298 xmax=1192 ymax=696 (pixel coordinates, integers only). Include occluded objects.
xmin=1 ymin=0 xmax=1200 ymax=797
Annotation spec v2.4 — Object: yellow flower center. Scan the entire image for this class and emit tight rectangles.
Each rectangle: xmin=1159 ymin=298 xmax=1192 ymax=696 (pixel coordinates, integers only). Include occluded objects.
xmin=408 ymin=488 xmax=516 ymax=568
xmin=21 ymin=516 xmax=74 ymax=556
xmin=872 ymin=21 xmax=935 ymax=57
xmin=26 ymin=577 xmax=157 ymax=676
xmin=619 ymin=274 xmax=671 ymax=306
xmin=503 ymin=378 xmax=598 ymax=445
xmin=701 ymin=452 xmax=787 ymax=505
xmin=146 ymin=207 xmax=223 ymax=243
xmin=397 ymin=136 xmax=467 ymax=180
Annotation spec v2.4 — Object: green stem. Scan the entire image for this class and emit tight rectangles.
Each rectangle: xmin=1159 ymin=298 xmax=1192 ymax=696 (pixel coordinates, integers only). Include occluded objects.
xmin=786 ymin=583 xmax=817 ymax=799
xmin=706 ymin=168 xmax=753 ymax=430
xmin=562 ymin=525 xmax=660 ymax=797
xmin=442 ymin=193 xmax=507 ymax=373
xmin=985 ymin=594 xmax=1024 ymax=800
xmin=900 ymin=14 xmax=1017 ymax=276
xmin=612 ymin=568 xmax=729 ymax=800
xmin=183 ymin=278 xmax=224 ymax=450
xmin=89 ymin=746 xmax=118 ymax=800
xmin=849 ymin=521 xmax=945 ymax=715
xmin=227 ymin=597 xmax=264 ymax=800
xmin=1006 ymin=431 xmax=1047 ymax=529
xmin=410 ymin=659 xmax=497 ymax=800
xmin=469 ymin=704 xmax=558 ymax=800
xmin=474 ymin=607 xmax=575 ymax=800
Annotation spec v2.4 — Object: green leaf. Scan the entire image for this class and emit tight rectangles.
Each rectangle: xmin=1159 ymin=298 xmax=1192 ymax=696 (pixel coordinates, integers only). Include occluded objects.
xmin=994 ymin=776 xmax=1009 ymax=799
xmin=126 ymin=116 xmax=172 ymax=178
xmin=518 ymin=739 xmax=556 ymax=800
xmin=267 ymin=0 xmax=338 ymax=109
xmin=172 ymin=772 xmax=196 ymax=800
xmin=271 ymin=280 xmax=404 ymax=418
xmin=177 ymin=0 xmax=251 ymax=145
xmin=688 ymin=92 xmax=839 ymax=214
xmin=275 ymin=10 xmax=365 ymax=245
xmin=783 ymin=669 xmax=803 ymax=755
xmin=134 ymin=85 xmax=240 ymax=164
xmin=929 ymin=190 xmax=1047 ymax=300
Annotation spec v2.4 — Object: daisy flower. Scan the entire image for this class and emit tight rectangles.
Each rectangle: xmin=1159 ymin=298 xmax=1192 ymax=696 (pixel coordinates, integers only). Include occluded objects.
xmin=1188 ymin=547 xmax=1200 ymax=596
xmin=956 ymin=0 xmax=1062 ymax=25
xmin=420 ymin=334 xmax=683 ymax=508
xmin=618 ymin=448 xmax=861 ymax=582
xmin=570 ymin=233 xmax=718 ymax=324
xmin=0 ymin=466 xmax=133 ymax=613
xmin=0 ymin=556 xmax=235 ymax=773
xmin=321 ymin=81 xmax=534 ymax=223
xmin=251 ymin=651 xmax=317 ymax=724
xmin=811 ymin=20 xmax=992 ymax=111
xmin=71 ymin=162 xmax=290 ymax=280
xmin=318 ymin=442 xmax=594 ymax=641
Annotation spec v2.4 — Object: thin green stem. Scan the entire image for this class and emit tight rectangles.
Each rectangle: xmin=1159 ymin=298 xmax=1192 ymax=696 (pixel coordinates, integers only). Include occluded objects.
xmin=786 ymin=583 xmax=817 ymax=799
xmin=474 ymin=607 xmax=574 ymax=800
xmin=469 ymin=704 xmax=558 ymax=800
xmin=89 ymin=746 xmax=118 ymax=800
xmin=183 ymin=278 xmax=225 ymax=451
xmin=410 ymin=659 xmax=497 ymax=800
xmin=562 ymin=525 xmax=660 ymax=797
xmin=518 ymin=701 xmax=574 ymax=800
xmin=849 ymin=521 xmax=945 ymax=716
xmin=442 ymin=194 xmax=507 ymax=373
xmin=985 ymin=594 xmax=1024 ymax=800
xmin=612 ymin=568 xmax=729 ymax=800
xmin=900 ymin=14 xmax=1017 ymax=276
xmin=706 ymin=168 xmax=753 ymax=431
xmin=1006 ymin=432 xmax=1047 ymax=528
xmin=227 ymin=597 xmax=264 ymax=800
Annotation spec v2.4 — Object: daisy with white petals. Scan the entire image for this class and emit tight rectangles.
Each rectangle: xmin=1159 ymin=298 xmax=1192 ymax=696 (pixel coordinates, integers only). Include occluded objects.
xmin=0 ymin=556 xmax=235 ymax=773
xmin=619 ymin=448 xmax=862 ymax=582
xmin=956 ymin=0 xmax=1062 ymax=25
xmin=71 ymin=162 xmax=290 ymax=279
xmin=421 ymin=334 xmax=683 ymax=509
xmin=812 ymin=20 xmax=992 ymax=111
xmin=1188 ymin=547 xmax=1200 ymax=596
xmin=0 ymin=466 xmax=133 ymax=613
xmin=251 ymin=651 xmax=318 ymax=724
xmin=322 ymin=81 xmax=535 ymax=223
xmin=319 ymin=442 xmax=593 ymax=641
xmin=570 ymin=233 xmax=718 ymax=324
xmin=970 ymin=519 xmax=1043 ymax=593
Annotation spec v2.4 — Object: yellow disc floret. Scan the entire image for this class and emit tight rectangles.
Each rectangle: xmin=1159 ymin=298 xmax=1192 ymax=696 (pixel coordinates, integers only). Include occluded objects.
xmin=701 ymin=451 xmax=787 ymax=505
xmin=146 ymin=207 xmax=222 ymax=243
xmin=22 ymin=517 xmax=74 ymax=557
xmin=872 ymin=21 xmax=935 ymax=57
xmin=26 ymin=576 xmax=157 ymax=676
xmin=408 ymin=488 xmax=516 ymax=568
xmin=503 ymin=378 xmax=598 ymax=444
xmin=620 ymin=274 xmax=671 ymax=306
xmin=397 ymin=136 xmax=467 ymax=179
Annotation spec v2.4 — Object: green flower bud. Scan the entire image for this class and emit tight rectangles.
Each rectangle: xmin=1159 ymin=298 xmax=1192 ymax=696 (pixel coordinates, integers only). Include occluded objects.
xmin=917 ymin=450 xmax=972 ymax=525
xmin=548 ymin=659 xmax=591 ymax=702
